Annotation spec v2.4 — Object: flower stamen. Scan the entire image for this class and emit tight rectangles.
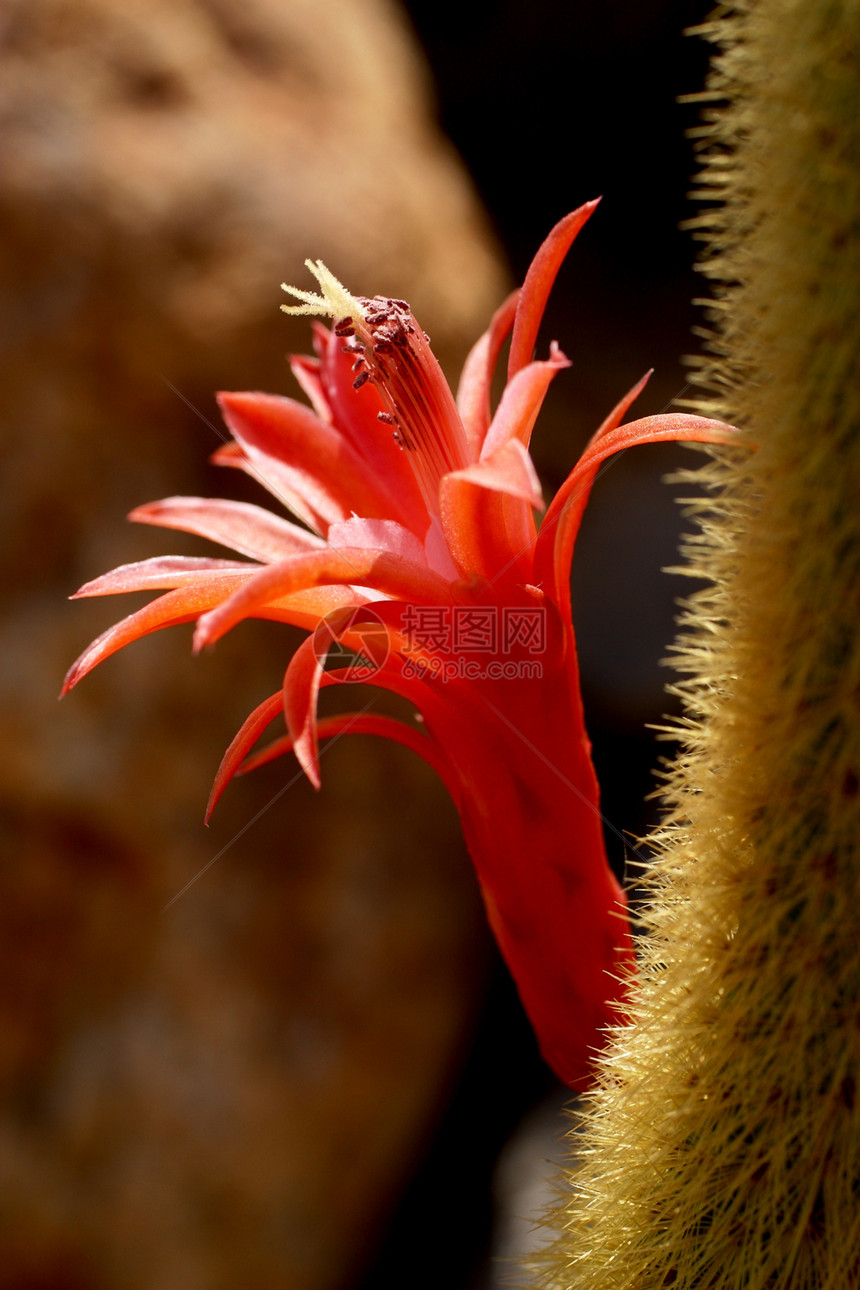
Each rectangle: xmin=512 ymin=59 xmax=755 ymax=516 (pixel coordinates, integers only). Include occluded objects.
xmin=283 ymin=262 xmax=472 ymax=517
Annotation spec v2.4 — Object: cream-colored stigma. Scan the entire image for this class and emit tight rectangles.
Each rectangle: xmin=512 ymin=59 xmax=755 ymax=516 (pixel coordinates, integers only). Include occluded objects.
xmin=280 ymin=259 xmax=365 ymax=323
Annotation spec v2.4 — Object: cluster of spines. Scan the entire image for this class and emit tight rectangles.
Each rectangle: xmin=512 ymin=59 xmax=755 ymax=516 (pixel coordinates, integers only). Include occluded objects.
xmin=530 ymin=2 xmax=860 ymax=1288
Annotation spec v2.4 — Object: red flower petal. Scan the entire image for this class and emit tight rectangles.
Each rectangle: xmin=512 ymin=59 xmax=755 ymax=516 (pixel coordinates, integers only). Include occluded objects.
xmin=586 ymin=368 xmax=652 ymax=446
xmin=192 ymin=547 xmax=455 ymax=652
xmin=63 ymin=576 xmax=365 ymax=696
xmin=205 ymin=690 xmax=285 ymax=823
xmin=288 ymin=352 xmax=331 ymax=423
xmin=449 ymin=439 xmax=544 ymax=511
xmin=71 ymin=556 xmax=254 ymax=598
xmin=530 ymin=370 xmax=652 ymax=620
xmin=535 ymin=410 xmax=735 ymax=619
xmin=129 ymin=496 xmax=325 ymax=563
xmin=481 ymin=343 xmax=571 ymax=459
xmin=218 ymin=391 xmax=420 ymax=534
xmin=326 ymin=517 xmax=427 ymax=566
xmin=456 ymin=289 xmax=520 ymax=455
xmin=282 ymin=634 xmax=324 ymax=787
xmin=440 ymin=444 xmax=540 ymax=586
xmin=508 ymin=199 xmax=600 ymax=378
xmin=281 ymin=626 xmax=447 ymax=791
xmin=240 ymin=712 xmax=452 ymax=789
xmin=579 ymin=410 xmax=734 ymax=465
xmin=61 ymin=572 xmax=256 ymax=695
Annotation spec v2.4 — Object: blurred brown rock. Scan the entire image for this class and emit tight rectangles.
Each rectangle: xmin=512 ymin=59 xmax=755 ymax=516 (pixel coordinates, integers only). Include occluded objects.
xmin=0 ymin=1 xmax=506 ymax=1286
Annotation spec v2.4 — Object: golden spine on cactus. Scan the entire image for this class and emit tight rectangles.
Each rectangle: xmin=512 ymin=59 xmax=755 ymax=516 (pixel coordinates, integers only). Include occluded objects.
xmin=534 ymin=2 xmax=860 ymax=1288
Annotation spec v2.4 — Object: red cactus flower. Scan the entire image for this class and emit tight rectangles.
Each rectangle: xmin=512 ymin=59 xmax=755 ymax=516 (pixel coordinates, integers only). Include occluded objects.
xmin=64 ymin=201 xmax=733 ymax=1087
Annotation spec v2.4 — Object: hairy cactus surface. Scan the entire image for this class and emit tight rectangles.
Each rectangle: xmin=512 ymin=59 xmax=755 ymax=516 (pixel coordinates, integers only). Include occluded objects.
xmin=535 ymin=1 xmax=860 ymax=1286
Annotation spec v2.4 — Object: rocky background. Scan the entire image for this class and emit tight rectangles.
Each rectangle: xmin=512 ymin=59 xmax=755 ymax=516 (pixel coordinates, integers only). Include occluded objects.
xmin=0 ymin=2 xmax=714 ymax=1288
xmin=0 ymin=2 xmax=504 ymax=1287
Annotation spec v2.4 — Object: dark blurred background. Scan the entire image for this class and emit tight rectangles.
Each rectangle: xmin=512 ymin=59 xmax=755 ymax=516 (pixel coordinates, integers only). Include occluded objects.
xmin=0 ymin=2 xmax=713 ymax=1288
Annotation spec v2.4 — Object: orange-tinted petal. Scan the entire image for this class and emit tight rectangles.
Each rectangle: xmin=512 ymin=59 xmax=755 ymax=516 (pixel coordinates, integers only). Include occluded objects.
xmin=586 ymin=368 xmax=652 ymax=446
xmin=205 ymin=690 xmax=285 ymax=823
xmin=130 ymin=496 xmax=324 ymax=563
xmin=456 ymin=289 xmax=520 ymax=456
xmin=440 ymin=460 xmax=537 ymax=587
xmin=577 ymin=411 xmax=735 ymax=465
xmin=282 ymin=634 xmax=324 ymax=787
xmin=535 ymin=410 xmax=736 ymax=618
xmin=241 ymin=712 xmax=452 ymax=790
xmin=64 ymin=576 xmax=365 ymax=696
xmin=481 ymin=344 xmax=571 ymax=459
xmin=508 ymin=199 xmax=600 ymax=378
xmin=218 ymin=391 xmax=417 ymax=534
xmin=193 ymin=547 xmax=454 ymax=652
xmin=528 ymin=370 xmax=653 ymax=621
xmin=288 ymin=352 xmax=331 ymax=423
xmin=448 ymin=439 xmax=544 ymax=511
xmin=326 ymin=517 xmax=427 ymax=566
xmin=72 ymin=556 xmax=254 ymax=598
xmin=61 ymin=572 xmax=256 ymax=695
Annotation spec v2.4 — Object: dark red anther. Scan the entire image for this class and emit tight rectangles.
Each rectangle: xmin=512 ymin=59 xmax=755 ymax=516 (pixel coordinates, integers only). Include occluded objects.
xmin=334 ymin=317 xmax=354 ymax=336
xmin=353 ymin=370 xmax=370 ymax=390
xmin=377 ymin=412 xmax=395 ymax=425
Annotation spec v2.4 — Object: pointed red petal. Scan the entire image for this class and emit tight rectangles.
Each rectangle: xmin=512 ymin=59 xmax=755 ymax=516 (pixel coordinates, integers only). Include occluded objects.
xmin=236 ymin=735 xmax=292 ymax=773
xmin=241 ymin=711 xmax=452 ymax=786
xmin=280 ymin=600 xmax=437 ymax=790
xmin=263 ymin=584 xmax=374 ymax=626
xmin=535 ymin=411 xmax=736 ymax=617
xmin=129 ymin=496 xmax=325 ymax=563
xmin=217 ymin=391 xmax=416 ymax=534
xmin=576 ymin=411 xmax=735 ymax=466
xmin=282 ymin=635 xmax=324 ymax=788
xmin=63 ymin=576 xmax=367 ymax=697
xmin=205 ymin=690 xmax=284 ymax=822
xmin=456 ymin=289 xmax=520 ymax=456
xmin=326 ymin=517 xmax=427 ymax=566
xmin=193 ymin=547 xmax=454 ymax=652
xmin=508 ymin=199 xmax=600 ymax=378
xmin=61 ymin=572 xmax=256 ymax=695
xmin=528 ymin=371 xmax=653 ymax=619
xmin=439 ymin=467 xmax=537 ymax=587
xmin=72 ymin=556 xmax=254 ymax=598
xmin=210 ymin=441 xmax=245 ymax=468
xmin=288 ymin=353 xmax=331 ymax=422
xmin=449 ymin=439 xmax=544 ymax=511
xmin=586 ymin=368 xmax=652 ymax=446
xmin=481 ymin=343 xmax=571 ymax=459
